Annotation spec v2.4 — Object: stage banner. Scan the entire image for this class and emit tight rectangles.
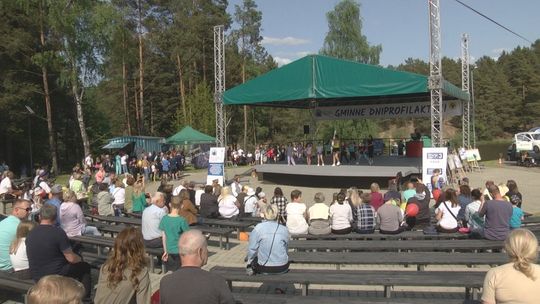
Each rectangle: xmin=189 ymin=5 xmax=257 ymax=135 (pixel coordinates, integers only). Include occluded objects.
xmin=422 ymin=147 xmax=448 ymax=192
xmin=207 ymin=147 xmax=225 ymax=186
xmin=313 ymin=100 xmax=462 ymax=120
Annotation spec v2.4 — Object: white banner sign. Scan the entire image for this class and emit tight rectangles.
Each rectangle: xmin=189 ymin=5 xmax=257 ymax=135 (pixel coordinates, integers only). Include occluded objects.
xmin=207 ymin=147 xmax=225 ymax=186
xmin=422 ymin=147 xmax=448 ymax=192
xmin=313 ymin=101 xmax=462 ymax=120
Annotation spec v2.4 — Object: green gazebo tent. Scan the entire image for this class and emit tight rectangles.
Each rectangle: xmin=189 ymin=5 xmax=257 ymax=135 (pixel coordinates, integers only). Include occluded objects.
xmin=167 ymin=126 xmax=215 ymax=145
xmin=223 ymin=55 xmax=468 ymax=107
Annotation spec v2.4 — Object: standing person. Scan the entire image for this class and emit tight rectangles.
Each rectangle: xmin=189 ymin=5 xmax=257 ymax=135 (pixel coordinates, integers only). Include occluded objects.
xmin=331 ymin=135 xmax=341 ymax=166
xmin=270 ymin=187 xmax=288 ymax=225
xmin=369 ymin=183 xmax=384 ymax=211
xmin=366 ymin=135 xmax=374 ymax=165
xmin=121 ymin=153 xmax=129 ymax=175
xmin=505 ymin=180 xmax=523 ymax=209
xmin=123 ymin=176 xmax=135 ymax=214
xmin=246 ymin=205 xmax=290 ymax=275
xmin=285 ymin=190 xmax=308 ymax=235
xmin=481 ymin=229 xmax=540 ymax=304
xmin=286 ymin=143 xmax=296 ymax=166
xmin=94 ymin=227 xmax=151 ymax=304
xmin=26 ymin=204 xmax=92 ymax=301
xmin=307 ymin=193 xmax=331 ymax=235
xmin=329 ymin=192 xmax=353 ymax=234
xmin=159 ymin=230 xmax=235 ymax=304
xmin=305 ymin=143 xmax=313 ymax=165
xmin=141 ymin=192 xmax=167 ymax=249
xmin=0 ymin=199 xmax=31 ymax=271
xmin=316 ymin=142 xmax=325 ymax=166
xmin=356 ymin=193 xmax=376 ymax=234
xmin=115 ymin=154 xmax=121 ymax=175
xmin=435 ymin=189 xmax=461 ymax=233
xmin=9 ymin=221 xmax=35 ymax=279
xmin=217 ymin=187 xmax=239 ymax=219
xmin=348 ymin=142 xmax=357 ymax=164
xmin=160 ymin=197 xmax=190 ymax=272
xmin=478 ymin=185 xmax=513 ymax=241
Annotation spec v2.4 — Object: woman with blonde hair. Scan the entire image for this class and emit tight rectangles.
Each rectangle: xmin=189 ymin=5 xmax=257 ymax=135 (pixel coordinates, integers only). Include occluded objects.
xmin=27 ymin=275 xmax=85 ymax=304
xmin=9 ymin=221 xmax=36 ymax=279
xmin=482 ymin=228 xmax=540 ymax=304
xmin=94 ymin=227 xmax=151 ymax=303
xmin=218 ymin=186 xmax=239 ymax=219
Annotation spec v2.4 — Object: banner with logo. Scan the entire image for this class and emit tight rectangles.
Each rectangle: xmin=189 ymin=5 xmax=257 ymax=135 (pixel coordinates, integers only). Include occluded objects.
xmin=422 ymin=147 xmax=448 ymax=192
xmin=313 ymin=101 xmax=462 ymax=120
xmin=207 ymin=147 xmax=225 ymax=186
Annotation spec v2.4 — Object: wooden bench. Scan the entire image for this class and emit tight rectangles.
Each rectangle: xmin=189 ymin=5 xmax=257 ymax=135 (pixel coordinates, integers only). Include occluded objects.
xmin=291 ymin=231 xmax=468 ymax=240
xmin=196 ymin=226 xmax=234 ymax=250
xmin=202 ymin=218 xmax=253 ymax=238
xmin=211 ymin=267 xmax=485 ymax=299
xmin=288 ymin=239 xmax=503 ymax=252
xmin=1 ymin=198 xmax=14 ymax=214
xmin=233 ymin=293 xmax=481 ymax=304
xmin=288 ymin=251 xmax=510 ymax=271
xmin=0 ymin=272 xmax=33 ymax=301
xmin=86 ymin=214 xmax=142 ymax=226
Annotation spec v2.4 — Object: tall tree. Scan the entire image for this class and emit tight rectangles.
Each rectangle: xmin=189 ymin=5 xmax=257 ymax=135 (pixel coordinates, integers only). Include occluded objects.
xmin=320 ymin=0 xmax=382 ymax=64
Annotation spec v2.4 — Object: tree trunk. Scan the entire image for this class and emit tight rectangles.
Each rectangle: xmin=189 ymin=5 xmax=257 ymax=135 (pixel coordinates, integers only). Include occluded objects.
xmin=122 ymin=58 xmax=131 ymax=135
xmin=176 ymin=54 xmax=187 ymax=125
xmin=202 ymin=39 xmax=206 ymax=83
xmin=133 ymin=79 xmax=140 ymax=135
xmin=71 ymin=78 xmax=90 ymax=159
xmin=138 ymin=0 xmax=145 ymax=134
xmin=242 ymin=62 xmax=247 ymax=150
xmin=39 ymin=1 xmax=58 ymax=174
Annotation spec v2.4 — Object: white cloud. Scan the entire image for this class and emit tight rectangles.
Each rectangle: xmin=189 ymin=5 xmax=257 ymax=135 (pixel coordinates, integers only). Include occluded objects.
xmin=491 ymin=47 xmax=509 ymax=54
xmin=262 ymin=36 xmax=310 ymax=46
xmin=274 ymin=57 xmax=292 ymax=66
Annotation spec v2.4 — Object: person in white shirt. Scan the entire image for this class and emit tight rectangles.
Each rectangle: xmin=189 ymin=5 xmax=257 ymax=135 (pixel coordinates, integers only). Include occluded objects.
xmin=230 ymin=176 xmax=242 ymax=197
xmin=9 ymin=221 xmax=35 ymax=279
xmin=141 ymin=192 xmax=167 ymax=248
xmin=435 ymin=188 xmax=461 ymax=233
xmin=120 ymin=154 xmax=128 ymax=174
xmin=112 ymin=180 xmax=126 ymax=216
xmin=329 ymin=192 xmax=353 ymax=234
xmin=243 ymin=188 xmax=258 ymax=217
xmin=194 ymin=185 xmax=204 ymax=207
xmin=286 ymin=190 xmax=308 ymax=235
xmin=172 ymin=181 xmax=187 ymax=196
xmin=308 ymin=192 xmax=331 ymax=235
xmin=218 ymin=187 xmax=239 ymax=219
xmin=0 ymin=171 xmax=16 ymax=196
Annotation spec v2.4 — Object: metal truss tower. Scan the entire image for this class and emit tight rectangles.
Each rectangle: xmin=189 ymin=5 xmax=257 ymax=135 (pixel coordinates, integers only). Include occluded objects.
xmin=461 ymin=33 xmax=471 ymax=149
xmin=213 ymin=25 xmax=226 ymax=147
xmin=428 ymin=0 xmax=444 ymax=147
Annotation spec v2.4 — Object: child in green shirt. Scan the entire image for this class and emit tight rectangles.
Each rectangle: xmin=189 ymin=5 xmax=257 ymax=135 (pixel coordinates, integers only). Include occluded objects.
xmin=159 ymin=196 xmax=190 ymax=272
xmin=132 ymin=179 xmax=147 ymax=213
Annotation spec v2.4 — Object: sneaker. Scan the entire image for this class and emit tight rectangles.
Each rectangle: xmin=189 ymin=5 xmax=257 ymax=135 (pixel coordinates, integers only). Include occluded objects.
xmin=317 ymin=164 xmax=320 ymax=166
xmin=337 ymin=162 xmax=341 ymax=166
xmin=322 ymin=164 xmax=325 ymax=166
xmin=332 ymin=164 xmax=335 ymax=167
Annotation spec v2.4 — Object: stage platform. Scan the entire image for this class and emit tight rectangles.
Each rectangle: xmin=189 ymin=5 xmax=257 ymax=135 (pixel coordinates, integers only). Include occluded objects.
xmin=254 ymin=156 xmax=422 ymax=188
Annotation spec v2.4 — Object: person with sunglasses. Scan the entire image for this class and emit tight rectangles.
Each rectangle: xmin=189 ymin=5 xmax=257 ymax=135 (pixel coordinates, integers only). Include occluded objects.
xmin=0 ymin=199 xmax=31 ymax=271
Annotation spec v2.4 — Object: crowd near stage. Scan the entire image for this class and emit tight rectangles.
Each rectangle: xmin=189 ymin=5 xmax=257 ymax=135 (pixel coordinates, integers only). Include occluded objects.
xmin=254 ymin=156 xmax=422 ymax=188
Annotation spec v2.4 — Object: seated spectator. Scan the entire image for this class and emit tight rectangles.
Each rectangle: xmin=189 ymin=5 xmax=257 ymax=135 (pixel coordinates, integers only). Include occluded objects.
xmin=178 ymin=189 xmax=198 ymax=225
xmin=510 ymin=197 xmax=524 ymax=229
xmin=112 ymin=180 xmax=125 ymax=216
xmin=285 ymin=190 xmax=308 ymax=235
xmin=479 ymin=185 xmax=513 ymax=241
xmin=160 ymin=197 xmax=190 ymax=272
xmin=308 ymin=193 xmax=331 ymax=235
xmin=0 ymin=199 xmax=31 ymax=271
xmin=0 ymin=170 xmax=22 ymax=198
xmin=9 ymin=220 xmax=35 ymax=279
xmin=60 ymin=190 xmax=100 ymax=237
xmin=142 ymin=192 xmax=167 ymax=249
xmin=96 ymin=183 xmax=114 ymax=216
xmin=247 ymin=205 xmax=289 ymax=274
xmin=27 ymin=275 xmax=85 ymax=304
xmin=94 ymin=227 xmax=151 ymax=304
xmin=505 ymin=179 xmax=523 ymax=208
xmin=384 ymin=179 xmax=402 ymax=206
xmin=69 ymin=173 xmax=85 ymax=197
xmin=369 ymin=183 xmax=384 ymax=211
xmin=377 ymin=196 xmax=405 ymax=234
xmin=435 ymin=188 xmax=461 ymax=233
xmin=254 ymin=191 xmax=268 ymax=218
xmin=270 ymin=187 xmax=287 ymax=225
xmin=45 ymin=185 xmax=64 ymax=226
xmin=26 ymin=204 xmax=92 ymax=301
xmin=464 ymin=188 xmax=485 ymax=232
xmin=457 ymin=184 xmax=472 ymax=220
xmin=199 ymin=185 xmax=219 ymax=218
xmin=402 ymin=181 xmax=416 ymax=205
xmin=482 ymin=229 xmax=540 ymax=304
xmin=218 ymin=187 xmax=239 ymax=219
xmin=356 ymin=193 xmax=376 ymax=234
xmin=160 ymin=230 xmax=235 ymax=304
xmin=330 ymin=192 xmax=353 ymax=234
xmin=347 ymin=188 xmax=361 ymax=228
xmin=483 ymin=180 xmax=495 ymax=201
xmin=123 ymin=175 xmax=136 ymax=213
xmin=212 ymin=179 xmax=222 ymax=197
xmin=243 ymin=188 xmax=258 ymax=217
xmin=132 ymin=178 xmax=147 ymax=214
xmin=194 ymin=184 xmax=204 ymax=208
xmin=405 ymin=182 xmax=431 ymax=229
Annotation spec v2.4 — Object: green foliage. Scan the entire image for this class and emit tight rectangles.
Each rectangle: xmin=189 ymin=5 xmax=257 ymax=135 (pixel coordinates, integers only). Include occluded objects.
xmin=320 ymin=0 xmax=382 ymax=65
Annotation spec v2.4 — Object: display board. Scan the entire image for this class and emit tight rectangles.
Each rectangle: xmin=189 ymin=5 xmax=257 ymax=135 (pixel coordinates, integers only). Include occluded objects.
xmin=422 ymin=147 xmax=448 ymax=192
xmin=206 ymin=147 xmax=225 ymax=186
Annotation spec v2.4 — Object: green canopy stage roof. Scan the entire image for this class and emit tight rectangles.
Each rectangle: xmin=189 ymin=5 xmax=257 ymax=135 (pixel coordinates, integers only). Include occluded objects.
xmin=167 ymin=126 xmax=215 ymax=145
xmin=223 ymin=55 xmax=469 ymax=108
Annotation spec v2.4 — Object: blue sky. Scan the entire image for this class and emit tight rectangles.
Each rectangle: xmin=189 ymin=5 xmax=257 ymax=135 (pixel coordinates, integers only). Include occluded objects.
xmin=227 ymin=0 xmax=540 ymax=67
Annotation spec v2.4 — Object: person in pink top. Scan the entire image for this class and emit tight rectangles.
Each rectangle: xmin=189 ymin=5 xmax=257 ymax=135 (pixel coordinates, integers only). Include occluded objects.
xmin=95 ymin=167 xmax=105 ymax=184
xmin=370 ymin=183 xmax=384 ymax=211
xmin=59 ymin=190 xmax=100 ymax=237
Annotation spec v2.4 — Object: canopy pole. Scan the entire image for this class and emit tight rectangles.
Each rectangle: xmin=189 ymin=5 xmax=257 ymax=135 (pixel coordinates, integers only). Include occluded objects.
xmin=461 ymin=33 xmax=471 ymax=149
xmin=428 ymin=0 xmax=444 ymax=147
xmin=214 ymin=25 xmax=226 ymax=147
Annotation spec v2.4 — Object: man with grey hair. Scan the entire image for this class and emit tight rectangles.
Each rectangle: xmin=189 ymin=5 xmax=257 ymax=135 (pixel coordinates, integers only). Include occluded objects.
xmin=26 ymin=204 xmax=91 ymax=301
xmin=142 ymin=192 xmax=167 ymax=248
xmin=159 ymin=230 xmax=235 ymax=304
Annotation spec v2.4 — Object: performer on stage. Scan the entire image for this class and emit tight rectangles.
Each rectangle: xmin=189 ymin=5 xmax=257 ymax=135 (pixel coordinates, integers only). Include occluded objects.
xmin=332 ymin=135 xmax=341 ymax=166
xmin=316 ymin=142 xmax=325 ymax=166
xmin=367 ymin=135 xmax=374 ymax=166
